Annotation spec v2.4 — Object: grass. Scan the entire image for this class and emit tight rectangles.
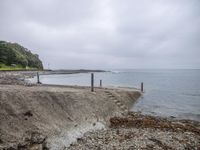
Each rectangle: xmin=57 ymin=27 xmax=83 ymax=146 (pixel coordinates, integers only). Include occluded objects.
xmin=0 ymin=64 xmax=38 ymax=71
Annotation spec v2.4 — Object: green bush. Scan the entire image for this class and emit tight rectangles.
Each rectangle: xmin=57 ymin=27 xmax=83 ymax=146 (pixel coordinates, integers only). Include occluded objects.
xmin=0 ymin=41 xmax=43 ymax=70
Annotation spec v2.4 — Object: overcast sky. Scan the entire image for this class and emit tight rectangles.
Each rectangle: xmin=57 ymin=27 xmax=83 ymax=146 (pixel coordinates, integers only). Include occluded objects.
xmin=0 ymin=0 xmax=200 ymax=69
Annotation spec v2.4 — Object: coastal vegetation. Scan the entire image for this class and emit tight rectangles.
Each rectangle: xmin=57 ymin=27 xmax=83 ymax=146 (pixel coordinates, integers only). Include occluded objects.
xmin=0 ymin=41 xmax=43 ymax=70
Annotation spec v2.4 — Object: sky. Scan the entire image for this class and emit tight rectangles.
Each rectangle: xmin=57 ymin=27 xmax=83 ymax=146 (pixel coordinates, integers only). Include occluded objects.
xmin=0 ymin=0 xmax=200 ymax=69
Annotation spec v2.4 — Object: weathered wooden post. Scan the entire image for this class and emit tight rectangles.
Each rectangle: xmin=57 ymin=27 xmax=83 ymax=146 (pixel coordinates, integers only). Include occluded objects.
xmin=91 ymin=73 xmax=94 ymax=92
xmin=100 ymin=80 xmax=102 ymax=87
xmin=37 ymin=72 xmax=40 ymax=84
xmin=141 ymin=82 xmax=144 ymax=92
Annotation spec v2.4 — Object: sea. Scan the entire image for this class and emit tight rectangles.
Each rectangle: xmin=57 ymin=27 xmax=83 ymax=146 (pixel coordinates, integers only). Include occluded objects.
xmin=30 ymin=69 xmax=200 ymax=121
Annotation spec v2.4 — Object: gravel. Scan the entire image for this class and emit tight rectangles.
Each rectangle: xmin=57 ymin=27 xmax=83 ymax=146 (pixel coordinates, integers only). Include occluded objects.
xmin=67 ymin=112 xmax=200 ymax=150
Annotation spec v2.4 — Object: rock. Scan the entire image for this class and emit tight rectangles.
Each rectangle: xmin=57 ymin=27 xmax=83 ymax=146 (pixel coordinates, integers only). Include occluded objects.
xmin=24 ymin=111 xmax=33 ymax=117
xmin=67 ymin=113 xmax=200 ymax=150
xmin=29 ymin=144 xmax=43 ymax=150
xmin=30 ymin=132 xmax=46 ymax=144
xmin=0 ymin=138 xmax=3 ymax=144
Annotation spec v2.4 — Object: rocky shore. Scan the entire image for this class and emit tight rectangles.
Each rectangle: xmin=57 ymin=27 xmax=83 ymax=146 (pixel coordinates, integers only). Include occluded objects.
xmin=1 ymin=71 xmax=200 ymax=150
xmin=68 ymin=112 xmax=200 ymax=150
xmin=0 ymin=69 xmax=106 ymax=85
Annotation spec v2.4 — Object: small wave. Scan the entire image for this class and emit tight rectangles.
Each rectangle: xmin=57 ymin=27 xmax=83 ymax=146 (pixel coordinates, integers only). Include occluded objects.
xmin=178 ymin=113 xmax=200 ymax=122
xmin=181 ymin=93 xmax=200 ymax=97
xmin=111 ymin=71 xmax=121 ymax=74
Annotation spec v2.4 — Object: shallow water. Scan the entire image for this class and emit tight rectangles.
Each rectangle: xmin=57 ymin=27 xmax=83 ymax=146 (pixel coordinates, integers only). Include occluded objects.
xmin=30 ymin=69 xmax=200 ymax=121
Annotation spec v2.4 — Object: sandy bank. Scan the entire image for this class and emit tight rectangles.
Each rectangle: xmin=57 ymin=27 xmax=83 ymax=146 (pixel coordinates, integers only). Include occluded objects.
xmin=0 ymin=84 xmax=140 ymax=149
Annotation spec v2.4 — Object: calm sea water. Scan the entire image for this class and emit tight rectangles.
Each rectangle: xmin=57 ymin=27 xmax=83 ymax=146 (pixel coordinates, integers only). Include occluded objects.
xmin=30 ymin=69 xmax=200 ymax=121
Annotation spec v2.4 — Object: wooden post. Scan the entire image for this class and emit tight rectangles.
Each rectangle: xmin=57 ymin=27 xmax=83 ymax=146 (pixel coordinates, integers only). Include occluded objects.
xmin=141 ymin=82 xmax=143 ymax=92
xmin=100 ymin=80 xmax=102 ymax=87
xmin=91 ymin=73 xmax=94 ymax=92
xmin=37 ymin=72 xmax=40 ymax=84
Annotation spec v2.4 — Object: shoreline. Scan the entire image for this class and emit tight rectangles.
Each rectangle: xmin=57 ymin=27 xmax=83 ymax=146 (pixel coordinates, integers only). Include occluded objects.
xmin=68 ymin=112 xmax=200 ymax=150
xmin=0 ymin=69 xmax=106 ymax=75
xmin=0 ymin=70 xmax=107 ymax=85
xmin=0 ymin=71 xmax=200 ymax=149
xmin=0 ymin=73 xmax=141 ymax=149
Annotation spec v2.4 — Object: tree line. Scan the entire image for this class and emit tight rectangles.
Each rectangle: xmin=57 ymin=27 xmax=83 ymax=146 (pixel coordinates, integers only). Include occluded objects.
xmin=0 ymin=41 xmax=43 ymax=70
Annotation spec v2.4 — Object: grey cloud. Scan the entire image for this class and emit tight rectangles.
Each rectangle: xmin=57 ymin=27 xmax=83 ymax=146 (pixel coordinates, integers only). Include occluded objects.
xmin=0 ymin=0 xmax=200 ymax=69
